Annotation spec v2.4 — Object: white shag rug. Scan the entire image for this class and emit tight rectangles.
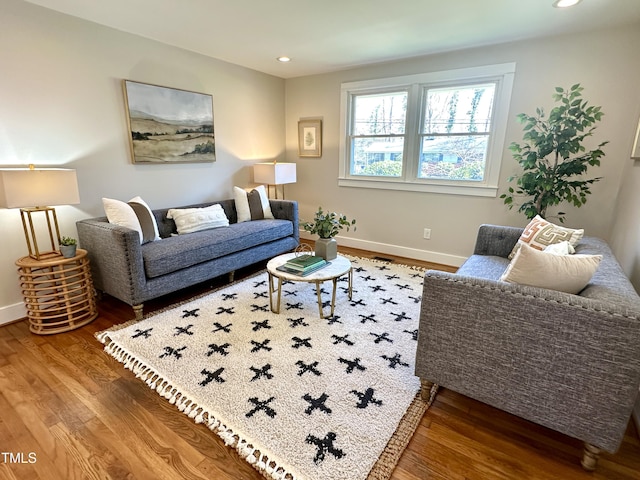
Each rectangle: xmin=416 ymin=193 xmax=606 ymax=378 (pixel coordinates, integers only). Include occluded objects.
xmin=97 ymin=256 xmax=430 ymax=480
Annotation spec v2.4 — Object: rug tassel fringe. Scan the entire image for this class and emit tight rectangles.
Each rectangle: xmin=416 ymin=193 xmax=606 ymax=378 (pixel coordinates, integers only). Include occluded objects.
xmin=96 ymin=321 xmax=363 ymax=480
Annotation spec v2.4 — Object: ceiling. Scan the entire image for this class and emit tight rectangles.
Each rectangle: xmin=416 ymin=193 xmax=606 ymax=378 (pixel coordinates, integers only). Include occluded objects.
xmin=23 ymin=0 xmax=640 ymax=79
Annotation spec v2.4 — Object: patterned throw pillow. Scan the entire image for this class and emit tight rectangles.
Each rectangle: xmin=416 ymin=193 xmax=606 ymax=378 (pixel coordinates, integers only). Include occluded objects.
xmin=509 ymin=215 xmax=584 ymax=259
xmin=234 ymin=185 xmax=274 ymax=223
xmin=128 ymin=196 xmax=161 ymax=243
xmin=167 ymin=204 xmax=229 ymax=235
xmin=103 ymin=196 xmax=160 ymax=244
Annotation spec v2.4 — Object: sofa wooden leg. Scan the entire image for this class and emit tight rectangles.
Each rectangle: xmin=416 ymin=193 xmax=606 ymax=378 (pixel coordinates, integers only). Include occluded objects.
xmin=228 ymin=270 xmax=235 ymax=283
xmin=581 ymin=443 xmax=601 ymax=471
xmin=133 ymin=304 xmax=144 ymax=321
xmin=420 ymin=379 xmax=438 ymax=405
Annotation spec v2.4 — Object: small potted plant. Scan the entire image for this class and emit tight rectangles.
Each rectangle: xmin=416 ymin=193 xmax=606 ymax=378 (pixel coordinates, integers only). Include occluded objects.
xmin=59 ymin=236 xmax=78 ymax=258
xmin=302 ymin=207 xmax=356 ymax=260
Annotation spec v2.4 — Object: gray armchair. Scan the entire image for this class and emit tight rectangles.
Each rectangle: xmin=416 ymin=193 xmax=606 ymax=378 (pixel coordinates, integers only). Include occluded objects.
xmin=415 ymin=224 xmax=640 ymax=470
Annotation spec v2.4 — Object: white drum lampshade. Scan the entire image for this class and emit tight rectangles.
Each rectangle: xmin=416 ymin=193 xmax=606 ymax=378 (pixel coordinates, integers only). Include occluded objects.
xmin=253 ymin=162 xmax=297 ymax=199
xmin=0 ymin=166 xmax=80 ymax=259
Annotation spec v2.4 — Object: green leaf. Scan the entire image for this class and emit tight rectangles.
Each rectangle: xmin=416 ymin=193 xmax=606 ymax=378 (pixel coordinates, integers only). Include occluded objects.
xmin=505 ymin=84 xmax=606 ymax=223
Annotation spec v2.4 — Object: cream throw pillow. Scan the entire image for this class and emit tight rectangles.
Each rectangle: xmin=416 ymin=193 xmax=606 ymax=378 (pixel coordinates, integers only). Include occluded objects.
xmin=128 ymin=196 xmax=161 ymax=242
xmin=509 ymin=215 xmax=584 ymax=259
xmin=103 ymin=197 xmax=160 ymax=244
xmin=543 ymin=240 xmax=575 ymax=255
xmin=501 ymin=242 xmax=602 ymax=294
xmin=103 ymin=197 xmax=144 ymax=243
xmin=167 ymin=204 xmax=229 ymax=234
xmin=234 ymin=185 xmax=274 ymax=223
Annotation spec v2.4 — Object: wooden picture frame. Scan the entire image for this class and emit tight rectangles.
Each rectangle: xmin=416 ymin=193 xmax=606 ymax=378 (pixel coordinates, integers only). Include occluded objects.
xmin=298 ymin=119 xmax=322 ymax=157
xmin=123 ymin=80 xmax=215 ymax=164
xmin=632 ymin=117 xmax=640 ymax=160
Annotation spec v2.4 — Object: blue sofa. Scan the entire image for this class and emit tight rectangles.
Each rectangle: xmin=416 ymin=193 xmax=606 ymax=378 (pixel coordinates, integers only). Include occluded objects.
xmin=77 ymin=199 xmax=298 ymax=319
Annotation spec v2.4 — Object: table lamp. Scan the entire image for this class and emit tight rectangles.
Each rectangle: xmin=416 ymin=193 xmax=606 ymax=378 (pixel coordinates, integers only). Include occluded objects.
xmin=0 ymin=165 xmax=80 ymax=260
xmin=253 ymin=162 xmax=297 ymax=199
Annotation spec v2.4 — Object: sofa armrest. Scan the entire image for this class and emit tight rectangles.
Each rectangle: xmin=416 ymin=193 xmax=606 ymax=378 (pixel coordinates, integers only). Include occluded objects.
xmin=415 ymin=270 xmax=640 ymax=452
xmin=76 ymin=218 xmax=146 ymax=306
xmin=269 ymin=199 xmax=299 ymax=243
xmin=473 ymin=224 xmax=523 ymax=257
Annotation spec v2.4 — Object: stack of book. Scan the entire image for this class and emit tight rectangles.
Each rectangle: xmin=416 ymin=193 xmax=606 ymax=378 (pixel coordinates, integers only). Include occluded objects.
xmin=279 ymin=254 xmax=327 ymax=275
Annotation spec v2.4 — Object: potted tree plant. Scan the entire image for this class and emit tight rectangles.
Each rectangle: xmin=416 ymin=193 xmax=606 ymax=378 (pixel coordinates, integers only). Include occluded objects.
xmin=500 ymin=84 xmax=608 ymax=223
xmin=59 ymin=236 xmax=78 ymax=258
xmin=302 ymin=207 xmax=356 ymax=260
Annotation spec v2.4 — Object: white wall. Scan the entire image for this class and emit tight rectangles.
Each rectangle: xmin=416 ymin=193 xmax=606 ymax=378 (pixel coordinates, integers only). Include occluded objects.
xmin=3 ymin=0 xmax=640 ymax=326
xmin=284 ymin=24 xmax=640 ymax=267
xmin=0 ymin=0 xmax=285 ymax=324
xmin=611 ymin=158 xmax=640 ymax=290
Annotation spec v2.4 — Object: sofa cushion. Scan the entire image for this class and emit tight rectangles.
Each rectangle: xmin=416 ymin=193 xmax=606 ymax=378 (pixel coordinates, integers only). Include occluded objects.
xmin=457 ymin=254 xmax=510 ymax=281
xmin=500 ymin=242 xmax=602 ymax=294
xmin=509 ymin=215 xmax=583 ymax=259
xmin=576 ymin=237 xmax=640 ymax=310
xmin=141 ymin=219 xmax=293 ymax=278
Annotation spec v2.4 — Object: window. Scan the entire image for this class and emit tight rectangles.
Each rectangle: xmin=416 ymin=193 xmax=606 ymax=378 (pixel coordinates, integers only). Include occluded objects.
xmin=339 ymin=63 xmax=515 ymax=196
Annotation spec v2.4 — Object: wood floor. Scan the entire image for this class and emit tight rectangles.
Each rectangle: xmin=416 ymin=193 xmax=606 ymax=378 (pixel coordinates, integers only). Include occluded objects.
xmin=1 ymin=244 xmax=639 ymax=480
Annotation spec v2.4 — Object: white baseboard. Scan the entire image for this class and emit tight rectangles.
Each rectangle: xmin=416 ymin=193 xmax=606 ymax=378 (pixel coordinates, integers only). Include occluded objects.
xmin=0 ymin=301 xmax=26 ymax=327
xmin=299 ymin=231 xmax=466 ymax=268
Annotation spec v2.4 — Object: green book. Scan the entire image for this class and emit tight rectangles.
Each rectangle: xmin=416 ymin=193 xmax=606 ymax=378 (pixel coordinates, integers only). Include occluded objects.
xmin=286 ymin=254 xmax=325 ymax=268
xmin=277 ymin=261 xmax=329 ymax=276
xmin=284 ymin=259 xmax=327 ymax=273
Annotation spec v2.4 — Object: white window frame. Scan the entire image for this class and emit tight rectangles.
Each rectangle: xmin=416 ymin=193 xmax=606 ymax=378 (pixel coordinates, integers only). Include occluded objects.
xmin=338 ymin=63 xmax=516 ymax=197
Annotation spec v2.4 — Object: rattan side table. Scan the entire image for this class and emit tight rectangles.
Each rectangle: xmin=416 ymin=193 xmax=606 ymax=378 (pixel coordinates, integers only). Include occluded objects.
xmin=16 ymin=248 xmax=98 ymax=335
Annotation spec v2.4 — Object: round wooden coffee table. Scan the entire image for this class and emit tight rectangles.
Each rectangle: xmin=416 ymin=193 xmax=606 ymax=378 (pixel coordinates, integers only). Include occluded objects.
xmin=266 ymin=253 xmax=352 ymax=318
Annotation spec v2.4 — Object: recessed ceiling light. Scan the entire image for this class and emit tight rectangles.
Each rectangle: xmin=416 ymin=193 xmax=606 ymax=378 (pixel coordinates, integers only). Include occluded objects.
xmin=553 ymin=0 xmax=582 ymax=7
xmin=277 ymin=56 xmax=291 ymax=63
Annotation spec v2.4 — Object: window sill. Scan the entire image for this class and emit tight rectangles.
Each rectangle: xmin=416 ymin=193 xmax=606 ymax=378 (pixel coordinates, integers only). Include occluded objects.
xmin=337 ymin=177 xmax=498 ymax=197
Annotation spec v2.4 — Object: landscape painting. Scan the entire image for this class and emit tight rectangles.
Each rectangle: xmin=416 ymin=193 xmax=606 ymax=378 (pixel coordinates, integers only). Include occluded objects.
xmin=123 ymin=80 xmax=215 ymax=163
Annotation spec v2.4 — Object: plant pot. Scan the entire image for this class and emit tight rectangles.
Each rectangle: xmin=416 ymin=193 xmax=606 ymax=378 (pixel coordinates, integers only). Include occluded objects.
xmin=315 ymin=237 xmax=337 ymax=261
xmin=60 ymin=245 xmax=77 ymax=258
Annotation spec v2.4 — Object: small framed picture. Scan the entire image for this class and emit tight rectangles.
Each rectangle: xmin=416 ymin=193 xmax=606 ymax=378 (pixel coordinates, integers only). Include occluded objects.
xmin=298 ymin=119 xmax=322 ymax=157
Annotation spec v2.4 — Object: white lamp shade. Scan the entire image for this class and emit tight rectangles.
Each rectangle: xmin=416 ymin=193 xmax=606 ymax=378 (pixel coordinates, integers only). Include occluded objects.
xmin=0 ymin=168 xmax=80 ymax=208
xmin=253 ymin=162 xmax=297 ymax=185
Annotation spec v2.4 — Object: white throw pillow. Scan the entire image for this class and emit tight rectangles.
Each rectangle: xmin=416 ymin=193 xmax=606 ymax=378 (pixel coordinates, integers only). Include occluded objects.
xmin=128 ymin=196 xmax=160 ymax=242
xmin=501 ymin=242 xmax=602 ymax=294
xmin=167 ymin=204 xmax=229 ymax=234
xmin=234 ymin=185 xmax=274 ymax=223
xmin=103 ymin=196 xmax=161 ymax=244
xmin=509 ymin=215 xmax=583 ymax=259
xmin=103 ymin=197 xmax=143 ymax=243
xmin=543 ymin=240 xmax=575 ymax=256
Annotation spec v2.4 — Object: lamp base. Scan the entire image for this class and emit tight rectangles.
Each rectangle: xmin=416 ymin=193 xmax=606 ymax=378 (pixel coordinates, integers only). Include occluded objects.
xmin=20 ymin=206 xmax=62 ymax=260
xmin=266 ymin=184 xmax=288 ymax=199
